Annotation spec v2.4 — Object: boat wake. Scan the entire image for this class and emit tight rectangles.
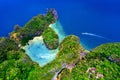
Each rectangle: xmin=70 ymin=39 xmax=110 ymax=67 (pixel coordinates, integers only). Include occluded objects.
xmin=81 ymin=32 xmax=111 ymax=41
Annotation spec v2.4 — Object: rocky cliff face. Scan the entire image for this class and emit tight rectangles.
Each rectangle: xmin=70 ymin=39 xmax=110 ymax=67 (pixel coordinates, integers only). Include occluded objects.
xmin=48 ymin=8 xmax=58 ymax=20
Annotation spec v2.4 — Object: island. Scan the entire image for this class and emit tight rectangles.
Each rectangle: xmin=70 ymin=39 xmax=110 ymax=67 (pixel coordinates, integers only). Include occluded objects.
xmin=0 ymin=8 xmax=120 ymax=80
xmin=42 ymin=27 xmax=59 ymax=50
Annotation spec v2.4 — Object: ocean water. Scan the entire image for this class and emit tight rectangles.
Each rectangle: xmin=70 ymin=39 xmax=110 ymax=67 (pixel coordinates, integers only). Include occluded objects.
xmin=1 ymin=0 xmax=120 ymax=49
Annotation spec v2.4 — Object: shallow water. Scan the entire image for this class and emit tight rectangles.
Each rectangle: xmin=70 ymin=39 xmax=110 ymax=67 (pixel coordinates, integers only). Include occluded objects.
xmin=23 ymin=21 xmax=65 ymax=66
xmin=23 ymin=36 xmax=58 ymax=66
xmin=50 ymin=21 xmax=66 ymax=42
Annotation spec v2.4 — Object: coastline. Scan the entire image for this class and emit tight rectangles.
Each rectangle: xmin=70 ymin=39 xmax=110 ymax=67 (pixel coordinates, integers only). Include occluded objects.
xmin=22 ymin=35 xmax=58 ymax=66
xmin=49 ymin=20 xmax=66 ymax=43
xmin=22 ymin=21 xmax=65 ymax=66
xmin=21 ymin=20 xmax=91 ymax=67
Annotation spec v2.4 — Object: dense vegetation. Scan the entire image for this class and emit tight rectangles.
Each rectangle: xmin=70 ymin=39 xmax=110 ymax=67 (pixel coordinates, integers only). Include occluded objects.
xmin=58 ymin=35 xmax=85 ymax=64
xmin=88 ymin=43 xmax=120 ymax=64
xmin=0 ymin=9 xmax=60 ymax=80
xmin=0 ymin=38 xmax=19 ymax=63
xmin=26 ymin=35 xmax=84 ymax=80
xmin=0 ymin=35 xmax=120 ymax=80
xmin=42 ymin=27 xmax=59 ymax=50
xmin=1 ymin=34 xmax=120 ymax=80
xmin=0 ymin=38 xmax=40 ymax=80
xmin=0 ymin=9 xmax=120 ymax=80
xmin=0 ymin=35 xmax=85 ymax=80
xmin=59 ymin=43 xmax=120 ymax=80
xmin=10 ymin=9 xmax=56 ymax=46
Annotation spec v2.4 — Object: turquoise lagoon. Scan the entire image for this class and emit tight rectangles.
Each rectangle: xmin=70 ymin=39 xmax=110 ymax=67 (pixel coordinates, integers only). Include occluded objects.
xmin=23 ymin=21 xmax=65 ymax=66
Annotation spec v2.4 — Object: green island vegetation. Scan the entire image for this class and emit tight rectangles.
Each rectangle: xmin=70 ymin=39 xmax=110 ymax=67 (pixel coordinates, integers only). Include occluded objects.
xmin=60 ymin=43 xmax=120 ymax=80
xmin=26 ymin=35 xmax=84 ymax=80
xmin=58 ymin=35 xmax=85 ymax=64
xmin=9 ymin=8 xmax=56 ymax=46
xmin=42 ymin=27 xmax=59 ymax=50
xmin=0 ymin=37 xmax=39 ymax=80
xmin=0 ymin=9 xmax=120 ymax=80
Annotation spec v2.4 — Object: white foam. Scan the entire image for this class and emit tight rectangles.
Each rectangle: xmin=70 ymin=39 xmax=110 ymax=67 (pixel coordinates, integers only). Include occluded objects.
xmin=81 ymin=32 xmax=111 ymax=41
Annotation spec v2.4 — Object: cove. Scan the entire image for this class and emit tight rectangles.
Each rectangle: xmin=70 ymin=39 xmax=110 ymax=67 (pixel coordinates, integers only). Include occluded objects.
xmin=23 ymin=21 xmax=65 ymax=66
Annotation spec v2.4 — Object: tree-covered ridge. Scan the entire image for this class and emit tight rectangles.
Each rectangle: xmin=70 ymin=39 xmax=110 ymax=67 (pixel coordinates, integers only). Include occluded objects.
xmin=10 ymin=8 xmax=57 ymax=46
xmin=59 ymin=43 xmax=120 ymax=80
xmin=0 ymin=38 xmax=19 ymax=63
xmin=58 ymin=35 xmax=85 ymax=64
xmin=42 ymin=27 xmax=59 ymax=50
xmin=87 ymin=42 xmax=120 ymax=65
xmin=0 ymin=38 xmax=40 ymax=80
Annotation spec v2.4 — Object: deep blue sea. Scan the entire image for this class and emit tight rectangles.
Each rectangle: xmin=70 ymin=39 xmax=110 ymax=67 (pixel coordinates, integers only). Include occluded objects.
xmin=1 ymin=0 xmax=120 ymax=49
